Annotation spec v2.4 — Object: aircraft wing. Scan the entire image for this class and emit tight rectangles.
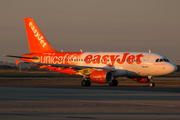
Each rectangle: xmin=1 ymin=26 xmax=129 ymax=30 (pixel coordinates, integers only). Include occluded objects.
xmin=5 ymin=55 xmax=115 ymax=71
xmin=28 ymin=62 xmax=115 ymax=71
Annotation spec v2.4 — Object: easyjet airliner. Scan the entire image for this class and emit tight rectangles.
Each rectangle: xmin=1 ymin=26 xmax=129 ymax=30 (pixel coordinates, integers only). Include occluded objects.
xmin=4 ymin=18 xmax=177 ymax=87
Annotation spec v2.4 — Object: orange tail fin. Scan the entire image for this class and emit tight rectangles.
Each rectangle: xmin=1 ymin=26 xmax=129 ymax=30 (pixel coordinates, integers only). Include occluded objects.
xmin=24 ymin=18 xmax=57 ymax=53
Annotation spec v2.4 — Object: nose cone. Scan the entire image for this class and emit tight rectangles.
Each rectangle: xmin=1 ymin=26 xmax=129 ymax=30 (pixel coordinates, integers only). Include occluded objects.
xmin=174 ymin=64 xmax=178 ymax=72
xmin=168 ymin=63 xmax=177 ymax=74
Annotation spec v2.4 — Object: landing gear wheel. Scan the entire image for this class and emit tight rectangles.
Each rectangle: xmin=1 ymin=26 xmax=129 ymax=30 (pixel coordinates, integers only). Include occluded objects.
xmin=149 ymin=82 xmax=155 ymax=87
xmin=87 ymin=80 xmax=91 ymax=86
xmin=109 ymin=80 xmax=118 ymax=86
xmin=81 ymin=80 xmax=86 ymax=86
xmin=81 ymin=80 xmax=91 ymax=87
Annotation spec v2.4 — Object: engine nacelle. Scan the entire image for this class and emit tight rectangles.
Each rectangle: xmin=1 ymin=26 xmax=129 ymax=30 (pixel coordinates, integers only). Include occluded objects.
xmin=132 ymin=78 xmax=150 ymax=83
xmin=90 ymin=71 xmax=113 ymax=83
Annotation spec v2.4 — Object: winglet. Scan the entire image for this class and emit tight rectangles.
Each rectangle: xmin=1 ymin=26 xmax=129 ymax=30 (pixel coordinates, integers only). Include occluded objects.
xmin=15 ymin=59 xmax=20 ymax=65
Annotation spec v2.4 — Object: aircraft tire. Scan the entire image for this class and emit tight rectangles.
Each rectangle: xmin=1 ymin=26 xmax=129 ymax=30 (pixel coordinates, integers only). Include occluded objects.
xmin=113 ymin=80 xmax=118 ymax=86
xmin=81 ymin=80 xmax=91 ymax=86
xmin=81 ymin=80 xmax=87 ymax=86
xmin=109 ymin=80 xmax=118 ymax=86
xmin=109 ymin=81 xmax=114 ymax=86
xmin=149 ymin=82 xmax=155 ymax=87
xmin=87 ymin=80 xmax=91 ymax=86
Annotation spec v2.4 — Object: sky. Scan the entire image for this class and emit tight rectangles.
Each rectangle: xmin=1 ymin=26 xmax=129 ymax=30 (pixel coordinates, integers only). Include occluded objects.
xmin=0 ymin=0 xmax=180 ymax=63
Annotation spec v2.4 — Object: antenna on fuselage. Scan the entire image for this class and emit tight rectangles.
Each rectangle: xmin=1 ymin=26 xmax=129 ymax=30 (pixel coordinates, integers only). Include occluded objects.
xmin=80 ymin=49 xmax=83 ymax=52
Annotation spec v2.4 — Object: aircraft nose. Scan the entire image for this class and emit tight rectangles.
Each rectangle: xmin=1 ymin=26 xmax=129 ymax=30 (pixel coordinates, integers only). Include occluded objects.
xmin=168 ymin=63 xmax=177 ymax=74
xmin=174 ymin=64 xmax=178 ymax=72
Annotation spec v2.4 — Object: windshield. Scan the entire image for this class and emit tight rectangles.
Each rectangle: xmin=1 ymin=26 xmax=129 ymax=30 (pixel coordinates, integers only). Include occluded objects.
xmin=155 ymin=58 xmax=170 ymax=62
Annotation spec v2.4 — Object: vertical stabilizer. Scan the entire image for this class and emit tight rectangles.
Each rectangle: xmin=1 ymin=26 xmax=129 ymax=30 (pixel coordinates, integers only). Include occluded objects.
xmin=24 ymin=18 xmax=57 ymax=53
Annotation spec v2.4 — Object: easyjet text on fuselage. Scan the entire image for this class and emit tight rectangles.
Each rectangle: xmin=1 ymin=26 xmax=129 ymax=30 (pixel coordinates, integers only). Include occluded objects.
xmin=36 ymin=53 xmax=144 ymax=66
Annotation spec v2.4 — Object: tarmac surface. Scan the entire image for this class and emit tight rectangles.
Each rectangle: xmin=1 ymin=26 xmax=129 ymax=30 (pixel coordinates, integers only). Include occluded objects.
xmin=0 ymin=84 xmax=180 ymax=120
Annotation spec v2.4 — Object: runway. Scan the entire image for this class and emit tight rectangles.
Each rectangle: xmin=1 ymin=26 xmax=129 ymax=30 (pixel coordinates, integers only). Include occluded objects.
xmin=0 ymin=85 xmax=180 ymax=120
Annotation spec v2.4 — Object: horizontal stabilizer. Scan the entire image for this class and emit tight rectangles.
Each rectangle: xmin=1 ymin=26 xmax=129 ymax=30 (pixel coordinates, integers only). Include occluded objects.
xmin=3 ymin=55 xmax=39 ymax=59
xmin=15 ymin=59 xmax=20 ymax=65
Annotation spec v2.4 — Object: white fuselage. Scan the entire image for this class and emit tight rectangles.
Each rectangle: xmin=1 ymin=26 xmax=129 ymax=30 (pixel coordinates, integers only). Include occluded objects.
xmin=72 ymin=52 xmax=177 ymax=77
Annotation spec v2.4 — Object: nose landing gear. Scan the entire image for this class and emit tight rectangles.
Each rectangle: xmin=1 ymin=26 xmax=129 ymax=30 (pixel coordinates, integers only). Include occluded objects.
xmin=148 ymin=76 xmax=155 ymax=87
xmin=149 ymin=82 xmax=155 ymax=87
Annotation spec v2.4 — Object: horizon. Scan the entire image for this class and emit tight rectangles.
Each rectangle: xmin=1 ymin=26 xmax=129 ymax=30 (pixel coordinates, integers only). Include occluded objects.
xmin=0 ymin=0 xmax=180 ymax=63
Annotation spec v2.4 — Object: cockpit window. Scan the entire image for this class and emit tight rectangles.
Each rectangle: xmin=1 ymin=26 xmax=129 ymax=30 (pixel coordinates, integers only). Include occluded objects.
xmin=164 ymin=59 xmax=170 ymax=62
xmin=155 ymin=58 xmax=170 ymax=62
xmin=159 ymin=59 xmax=163 ymax=62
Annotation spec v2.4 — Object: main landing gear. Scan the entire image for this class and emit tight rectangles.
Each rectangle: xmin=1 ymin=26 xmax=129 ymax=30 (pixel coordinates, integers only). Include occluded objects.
xmin=81 ymin=79 xmax=91 ymax=86
xmin=109 ymin=78 xmax=118 ymax=86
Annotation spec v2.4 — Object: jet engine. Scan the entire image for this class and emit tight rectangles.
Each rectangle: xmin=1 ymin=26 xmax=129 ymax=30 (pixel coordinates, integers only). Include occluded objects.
xmin=90 ymin=71 xmax=113 ymax=83
xmin=132 ymin=78 xmax=150 ymax=83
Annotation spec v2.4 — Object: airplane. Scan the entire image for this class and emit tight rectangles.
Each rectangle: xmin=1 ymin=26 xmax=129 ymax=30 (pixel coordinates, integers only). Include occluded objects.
xmin=4 ymin=18 xmax=177 ymax=87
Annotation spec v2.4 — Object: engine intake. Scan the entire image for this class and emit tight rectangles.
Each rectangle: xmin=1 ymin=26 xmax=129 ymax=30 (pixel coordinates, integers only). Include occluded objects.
xmin=90 ymin=71 xmax=113 ymax=83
